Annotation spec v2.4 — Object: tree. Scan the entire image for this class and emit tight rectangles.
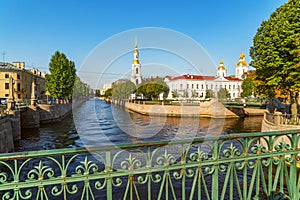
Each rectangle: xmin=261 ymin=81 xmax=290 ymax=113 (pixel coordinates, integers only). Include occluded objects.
xmin=46 ymin=51 xmax=76 ymax=100
xmin=191 ymin=90 xmax=198 ymax=98
xmin=172 ymin=89 xmax=179 ymax=98
xmin=112 ymin=81 xmax=135 ymax=99
xmin=182 ymin=90 xmax=189 ymax=98
xmin=217 ymin=88 xmax=230 ymax=99
xmin=241 ymin=71 xmax=257 ymax=98
xmin=205 ymin=89 xmax=214 ymax=99
xmin=250 ymin=0 xmax=300 ymax=101
xmin=136 ymin=77 xmax=169 ymax=100
xmin=104 ymin=88 xmax=112 ymax=98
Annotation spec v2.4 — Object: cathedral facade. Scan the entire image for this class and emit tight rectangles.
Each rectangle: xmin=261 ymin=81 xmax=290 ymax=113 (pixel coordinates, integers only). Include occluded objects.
xmin=165 ymin=53 xmax=249 ymax=100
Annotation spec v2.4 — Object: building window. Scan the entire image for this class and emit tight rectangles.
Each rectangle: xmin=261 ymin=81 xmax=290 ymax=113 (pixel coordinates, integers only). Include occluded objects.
xmin=196 ymin=84 xmax=199 ymax=89
xmin=180 ymin=84 xmax=183 ymax=90
xmin=17 ymin=74 xmax=20 ymax=79
xmin=206 ymin=85 xmax=208 ymax=89
xmin=187 ymin=84 xmax=189 ymax=89
xmin=233 ymin=93 xmax=235 ymax=97
xmin=225 ymin=85 xmax=227 ymax=89
xmin=211 ymin=84 xmax=213 ymax=89
xmin=192 ymin=84 xmax=194 ymax=89
xmin=233 ymin=85 xmax=235 ymax=89
xmin=201 ymin=84 xmax=203 ymax=89
xmin=136 ymin=68 xmax=138 ymax=74
xmin=18 ymin=94 xmax=21 ymax=99
xmin=229 ymin=85 xmax=231 ymax=89
xmin=5 ymin=83 xmax=9 ymax=90
xmin=17 ymin=83 xmax=21 ymax=91
xmin=5 ymin=94 xmax=8 ymax=97
xmin=5 ymin=74 xmax=9 ymax=78
xmin=136 ymin=79 xmax=139 ymax=85
xmin=220 ymin=85 xmax=222 ymax=88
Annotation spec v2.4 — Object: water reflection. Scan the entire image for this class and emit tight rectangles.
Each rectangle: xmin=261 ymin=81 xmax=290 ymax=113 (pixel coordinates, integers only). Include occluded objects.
xmin=14 ymin=98 xmax=263 ymax=152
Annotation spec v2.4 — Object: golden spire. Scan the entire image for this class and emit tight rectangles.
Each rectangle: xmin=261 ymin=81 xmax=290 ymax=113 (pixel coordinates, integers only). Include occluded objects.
xmin=132 ymin=37 xmax=140 ymax=64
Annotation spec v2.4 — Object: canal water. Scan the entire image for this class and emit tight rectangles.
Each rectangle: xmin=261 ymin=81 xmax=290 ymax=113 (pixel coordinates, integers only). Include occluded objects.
xmin=12 ymin=98 xmax=264 ymax=199
xmin=15 ymin=98 xmax=263 ymax=151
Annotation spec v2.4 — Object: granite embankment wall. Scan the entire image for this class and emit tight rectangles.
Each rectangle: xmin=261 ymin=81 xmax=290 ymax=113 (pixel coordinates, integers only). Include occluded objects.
xmin=0 ymin=111 xmax=21 ymax=153
xmin=0 ymin=99 xmax=87 ymax=153
xmin=0 ymin=117 xmax=15 ymax=153
xmin=112 ymin=99 xmax=239 ymax=118
xmin=21 ymin=99 xmax=85 ymax=128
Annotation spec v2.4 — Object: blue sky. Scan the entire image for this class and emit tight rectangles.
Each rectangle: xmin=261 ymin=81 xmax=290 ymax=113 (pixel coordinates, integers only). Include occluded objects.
xmin=0 ymin=0 xmax=287 ymax=88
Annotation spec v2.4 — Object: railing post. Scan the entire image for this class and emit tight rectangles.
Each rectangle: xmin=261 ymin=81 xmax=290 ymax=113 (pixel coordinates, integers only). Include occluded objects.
xmin=106 ymin=150 xmax=112 ymax=200
xmin=274 ymin=111 xmax=282 ymax=125
xmin=211 ymin=141 xmax=219 ymax=200
xmin=289 ymin=134 xmax=299 ymax=200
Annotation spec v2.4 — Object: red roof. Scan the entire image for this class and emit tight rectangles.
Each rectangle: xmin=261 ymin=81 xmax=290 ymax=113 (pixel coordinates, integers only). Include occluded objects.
xmin=225 ymin=77 xmax=243 ymax=81
xmin=168 ymin=74 xmax=242 ymax=81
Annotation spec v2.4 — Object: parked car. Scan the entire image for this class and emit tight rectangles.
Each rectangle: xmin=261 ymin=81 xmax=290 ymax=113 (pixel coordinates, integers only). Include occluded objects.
xmin=0 ymin=98 xmax=8 ymax=105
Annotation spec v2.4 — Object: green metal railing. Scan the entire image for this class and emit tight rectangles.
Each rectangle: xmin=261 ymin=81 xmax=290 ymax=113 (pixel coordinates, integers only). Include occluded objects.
xmin=0 ymin=131 xmax=299 ymax=199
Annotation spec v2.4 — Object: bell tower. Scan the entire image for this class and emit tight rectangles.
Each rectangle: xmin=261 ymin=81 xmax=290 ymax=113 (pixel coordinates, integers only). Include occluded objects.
xmin=236 ymin=52 xmax=248 ymax=79
xmin=131 ymin=38 xmax=142 ymax=85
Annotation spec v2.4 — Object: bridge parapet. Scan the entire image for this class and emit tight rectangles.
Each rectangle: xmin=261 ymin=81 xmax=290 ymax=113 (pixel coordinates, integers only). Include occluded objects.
xmin=0 ymin=131 xmax=299 ymax=199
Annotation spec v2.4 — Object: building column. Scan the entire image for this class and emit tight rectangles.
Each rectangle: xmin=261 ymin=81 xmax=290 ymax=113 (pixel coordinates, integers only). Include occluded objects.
xmin=30 ymin=81 xmax=36 ymax=106
xmin=7 ymin=76 xmax=15 ymax=111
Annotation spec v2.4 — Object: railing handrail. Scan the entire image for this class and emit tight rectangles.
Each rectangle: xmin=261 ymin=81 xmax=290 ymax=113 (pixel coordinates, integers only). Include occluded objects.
xmin=1 ymin=129 xmax=299 ymax=160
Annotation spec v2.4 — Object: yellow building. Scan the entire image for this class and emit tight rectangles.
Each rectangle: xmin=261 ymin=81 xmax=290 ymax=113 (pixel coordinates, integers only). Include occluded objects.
xmin=0 ymin=62 xmax=46 ymax=104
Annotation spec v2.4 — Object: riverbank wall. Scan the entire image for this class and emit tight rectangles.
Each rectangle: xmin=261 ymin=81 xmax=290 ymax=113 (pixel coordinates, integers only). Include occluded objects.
xmin=0 ymin=110 xmax=21 ymax=153
xmin=111 ymin=99 xmax=239 ymax=118
xmin=0 ymin=117 xmax=15 ymax=153
xmin=21 ymin=99 xmax=86 ymax=129
xmin=0 ymin=99 xmax=87 ymax=153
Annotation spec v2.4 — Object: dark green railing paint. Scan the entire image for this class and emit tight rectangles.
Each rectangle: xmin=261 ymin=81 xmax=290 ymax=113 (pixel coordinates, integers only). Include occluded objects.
xmin=0 ymin=131 xmax=299 ymax=199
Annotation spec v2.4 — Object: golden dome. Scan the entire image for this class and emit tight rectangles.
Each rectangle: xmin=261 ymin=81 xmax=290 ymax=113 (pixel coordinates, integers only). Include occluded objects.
xmin=132 ymin=60 xmax=140 ymax=64
xmin=236 ymin=61 xmax=248 ymax=67
xmin=218 ymin=60 xmax=226 ymax=70
xmin=218 ymin=65 xmax=226 ymax=70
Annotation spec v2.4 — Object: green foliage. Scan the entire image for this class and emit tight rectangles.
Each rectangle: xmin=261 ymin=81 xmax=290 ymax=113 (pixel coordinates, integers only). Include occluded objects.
xmin=46 ymin=51 xmax=76 ymax=99
xmin=217 ymin=88 xmax=230 ymax=99
xmin=136 ymin=77 xmax=169 ymax=100
xmin=250 ymin=0 xmax=300 ymax=99
xmin=104 ymin=88 xmax=112 ymax=98
xmin=95 ymin=90 xmax=101 ymax=97
xmin=182 ymin=90 xmax=189 ymax=98
xmin=191 ymin=90 xmax=198 ymax=98
xmin=112 ymin=81 xmax=135 ymax=99
xmin=205 ymin=89 xmax=214 ymax=99
xmin=172 ymin=89 xmax=179 ymax=98
xmin=241 ymin=76 xmax=257 ymax=97
xmin=72 ymin=76 xmax=90 ymax=99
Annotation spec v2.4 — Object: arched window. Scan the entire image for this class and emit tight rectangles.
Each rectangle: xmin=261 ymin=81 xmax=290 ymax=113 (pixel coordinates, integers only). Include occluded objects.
xmin=136 ymin=79 xmax=139 ymax=85
xmin=136 ymin=68 xmax=138 ymax=74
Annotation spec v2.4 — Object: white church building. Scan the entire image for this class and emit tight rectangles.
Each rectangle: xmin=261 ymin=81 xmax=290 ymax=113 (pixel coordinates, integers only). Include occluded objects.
xmin=165 ymin=53 xmax=249 ymax=100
